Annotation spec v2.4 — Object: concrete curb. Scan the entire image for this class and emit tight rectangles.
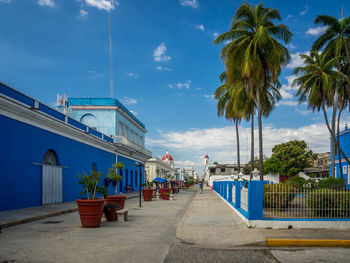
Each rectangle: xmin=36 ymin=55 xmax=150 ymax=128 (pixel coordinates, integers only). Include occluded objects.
xmin=1 ymin=208 xmax=78 ymax=229
xmin=1 ymin=194 xmax=139 ymax=229
xmin=267 ymin=239 xmax=350 ymax=247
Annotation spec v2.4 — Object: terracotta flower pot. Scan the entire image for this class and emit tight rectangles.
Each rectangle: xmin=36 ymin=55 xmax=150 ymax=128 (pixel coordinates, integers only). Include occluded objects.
xmin=142 ymin=189 xmax=153 ymax=201
xmin=76 ymin=199 xmax=104 ymax=228
xmin=106 ymin=195 xmax=126 ymax=209
xmin=104 ymin=207 xmax=118 ymax=221
xmin=160 ymin=188 xmax=170 ymax=200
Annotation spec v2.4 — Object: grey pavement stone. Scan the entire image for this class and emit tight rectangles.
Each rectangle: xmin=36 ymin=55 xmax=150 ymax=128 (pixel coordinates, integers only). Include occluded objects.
xmin=164 ymin=243 xmax=277 ymax=263
xmin=176 ymin=188 xmax=266 ymax=248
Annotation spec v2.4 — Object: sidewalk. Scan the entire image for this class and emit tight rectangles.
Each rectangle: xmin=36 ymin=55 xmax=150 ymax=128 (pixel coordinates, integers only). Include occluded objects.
xmin=176 ymin=186 xmax=350 ymax=248
xmin=0 ymin=192 xmax=139 ymax=229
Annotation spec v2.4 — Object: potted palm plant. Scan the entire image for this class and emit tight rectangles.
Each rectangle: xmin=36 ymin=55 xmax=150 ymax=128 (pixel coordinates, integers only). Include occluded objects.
xmin=105 ymin=162 xmax=126 ymax=209
xmin=142 ymin=181 xmax=153 ymax=201
xmin=76 ymin=171 xmax=106 ymax=227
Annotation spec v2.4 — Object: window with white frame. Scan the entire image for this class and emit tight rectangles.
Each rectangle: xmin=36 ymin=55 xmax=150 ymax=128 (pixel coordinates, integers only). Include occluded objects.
xmin=343 ymin=165 xmax=347 ymax=175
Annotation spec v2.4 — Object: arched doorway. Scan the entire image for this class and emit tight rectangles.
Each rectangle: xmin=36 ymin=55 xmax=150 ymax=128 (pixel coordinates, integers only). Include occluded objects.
xmin=42 ymin=150 xmax=62 ymax=205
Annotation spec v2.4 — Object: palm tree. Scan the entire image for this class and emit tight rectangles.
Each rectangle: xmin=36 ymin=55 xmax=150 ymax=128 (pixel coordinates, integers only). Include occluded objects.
xmin=312 ymin=14 xmax=350 ymax=177
xmin=293 ymin=51 xmax=350 ymax=169
xmin=214 ymin=72 xmax=242 ymax=173
xmin=214 ymin=3 xmax=291 ymax=180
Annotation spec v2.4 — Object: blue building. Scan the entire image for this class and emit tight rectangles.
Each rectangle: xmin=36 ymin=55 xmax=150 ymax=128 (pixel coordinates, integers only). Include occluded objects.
xmin=332 ymin=125 xmax=350 ymax=183
xmin=0 ymin=82 xmax=152 ymax=212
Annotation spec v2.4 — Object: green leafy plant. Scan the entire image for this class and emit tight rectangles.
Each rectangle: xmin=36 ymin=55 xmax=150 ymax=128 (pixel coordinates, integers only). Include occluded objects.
xmin=106 ymin=162 xmax=125 ymax=195
xmin=318 ymin=177 xmax=347 ymax=189
xmin=306 ymin=189 xmax=350 ymax=217
xmin=284 ymin=176 xmax=307 ymax=188
xmin=263 ymin=184 xmax=295 ymax=209
xmin=77 ymin=171 xmax=106 ymax=200
xmin=142 ymin=180 xmax=153 ymax=189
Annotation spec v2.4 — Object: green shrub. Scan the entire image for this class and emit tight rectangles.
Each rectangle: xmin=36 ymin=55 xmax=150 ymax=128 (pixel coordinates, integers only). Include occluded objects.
xmin=318 ymin=177 xmax=347 ymax=189
xmin=306 ymin=189 xmax=350 ymax=217
xmin=284 ymin=176 xmax=306 ymax=188
xmin=263 ymin=184 xmax=295 ymax=209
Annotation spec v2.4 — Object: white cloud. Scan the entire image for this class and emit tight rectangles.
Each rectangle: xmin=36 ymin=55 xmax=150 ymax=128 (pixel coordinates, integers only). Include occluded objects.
xmin=157 ymin=66 xmax=171 ymax=71
xmin=130 ymin=110 xmax=138 ymax=116
xmin=287 ymin=43 xmax=297 ymax=50
xmin=146 ymin=120 xmax=343 ymax=171
xmin=179 ymin=0 xmax=199 ymax=8
xmin=279 ymin=89 xmax=294 ymax=100
xmin=38 ymin=0 xmax=55 ymax=7
xmin=79 ymin=9 xmax=88 ymax=18
xmin=85 ymin=0 xmax=118 ymax=11
xmin=176 ymin=160 xmax=196 ymax=167
xmin=169 ymin=80 xmax=191 ymax=89
xmin=0 ymin=0 xmax=11 ymax=3
xmin=300 ymin=6 xmax=309 ymax=16
xmin=127 ymin=72 xmax=139 ymax=78
xmin=120 ymin=97 xmax=137 ymax=105
xmin=285 ymin=52 xmax=306 ymax=69
xmin=204 ymin=94 xmax=214 ymax=99
xmin=195 ymin=87 xmax=202 ymax=90
xmin=213 ymin=32 xmax=219 ymax=37
xmin=295 ymin=108 xmax=310 ymax=116
xmin=196 ymin=24 xmax=205 ymax=32
xmin=306 ymin=26 xmax=328 ymax=36
xmin=153 ymin=43 xmax=171 ymax=62
xmin=286 ymin=14 xmax=293 ymax=20
xmin=279 ymin=74 xmax=298 ymax=100
xmin=277 ymin=100 xmax=298 ymax=106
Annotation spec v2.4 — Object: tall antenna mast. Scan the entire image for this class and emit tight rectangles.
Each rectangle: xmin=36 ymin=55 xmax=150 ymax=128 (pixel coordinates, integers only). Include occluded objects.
xmin=109 ymin=10 xmax=113 ymax=98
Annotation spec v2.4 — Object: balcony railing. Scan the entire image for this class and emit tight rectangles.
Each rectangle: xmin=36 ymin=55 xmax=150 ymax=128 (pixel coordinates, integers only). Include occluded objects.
xmin=113 ymin=135 xmax=152 ymax=156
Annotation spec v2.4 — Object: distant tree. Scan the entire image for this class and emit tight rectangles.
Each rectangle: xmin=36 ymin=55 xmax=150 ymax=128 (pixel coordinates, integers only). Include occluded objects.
xmin=263 ymin=140 xmax=316 ymax=176
xmin=213 ymin=161 xmax=219 ymax=165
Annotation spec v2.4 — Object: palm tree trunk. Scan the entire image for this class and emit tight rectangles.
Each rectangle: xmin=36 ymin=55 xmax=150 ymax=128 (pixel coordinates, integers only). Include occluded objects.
xmin=250 ymin=114 xmax=254 ymax=180
xmin=235 ymin=121 xmax=241 ymax=174
xmin=331 ymin=102 xmax=337 ymax=177
xmin=337 ymin=106 xmax=343 ymax=179
xmin=257 ymin=93 xmax=264 ymax=181
xmin=322 ymin=102 xmax=350 ymax=166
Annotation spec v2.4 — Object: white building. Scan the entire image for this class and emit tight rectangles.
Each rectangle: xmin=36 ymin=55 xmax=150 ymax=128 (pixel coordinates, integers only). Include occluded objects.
xmin=145 ymin=150 xmax=176 ymax=182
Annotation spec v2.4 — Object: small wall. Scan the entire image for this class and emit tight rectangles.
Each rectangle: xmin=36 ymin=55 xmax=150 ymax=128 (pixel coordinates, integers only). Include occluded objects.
xmin=213 ymin=180 xmax=350 ymax=229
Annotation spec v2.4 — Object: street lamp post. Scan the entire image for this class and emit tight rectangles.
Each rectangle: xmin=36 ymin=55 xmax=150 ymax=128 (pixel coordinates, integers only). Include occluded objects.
xmin=135 ymin=162 xmax=144 ymax=208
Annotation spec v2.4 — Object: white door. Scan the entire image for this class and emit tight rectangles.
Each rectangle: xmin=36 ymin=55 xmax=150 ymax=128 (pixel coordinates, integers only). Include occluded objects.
xmin=42 ymin=164 xmax=62 ymax=205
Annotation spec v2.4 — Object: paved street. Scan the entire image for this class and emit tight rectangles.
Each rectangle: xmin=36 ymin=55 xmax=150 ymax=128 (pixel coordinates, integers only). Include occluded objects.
xmin=0 ymin=190 xmax=195 ymax=263
xmin=1 ymin=187 xmax=350 ymax=263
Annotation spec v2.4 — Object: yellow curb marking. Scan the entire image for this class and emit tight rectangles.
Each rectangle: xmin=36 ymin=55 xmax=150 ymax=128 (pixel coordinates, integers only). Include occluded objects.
xmin=267 ymin=239 xmax=350 ymax=247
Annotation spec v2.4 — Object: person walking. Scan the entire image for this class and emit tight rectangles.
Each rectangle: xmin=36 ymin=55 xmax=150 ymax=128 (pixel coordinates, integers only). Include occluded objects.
xmin=199 ymin=179 xmax=204 ymax=194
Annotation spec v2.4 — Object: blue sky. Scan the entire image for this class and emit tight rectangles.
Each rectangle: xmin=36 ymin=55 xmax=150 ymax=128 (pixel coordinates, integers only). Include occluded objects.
xmin=1 ymin=0 xmax=349 ymax=174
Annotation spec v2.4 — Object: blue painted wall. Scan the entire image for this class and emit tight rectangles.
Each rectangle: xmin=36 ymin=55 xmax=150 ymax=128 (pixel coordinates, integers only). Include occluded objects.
xmin=330 ymin=128 xmax=350 ymax=183
xmin=118 ymin=155 xmax=144 ymax=193
xmin=0 ymin=115 xmax=117 ymax=211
